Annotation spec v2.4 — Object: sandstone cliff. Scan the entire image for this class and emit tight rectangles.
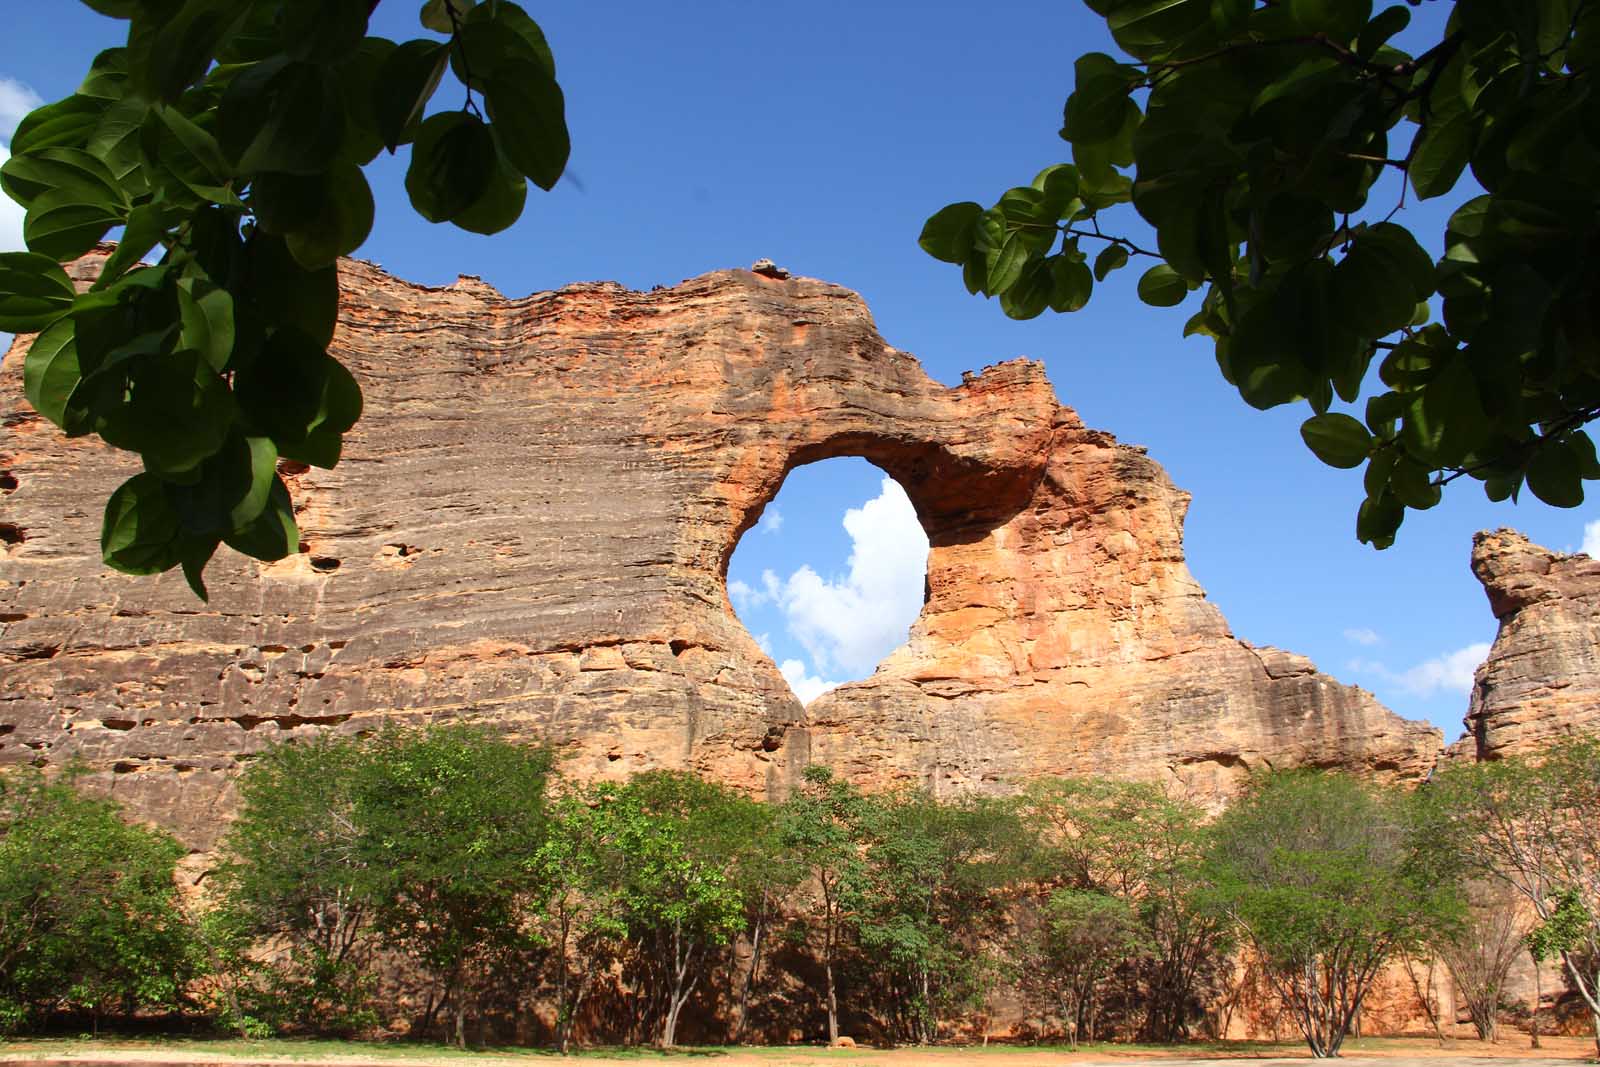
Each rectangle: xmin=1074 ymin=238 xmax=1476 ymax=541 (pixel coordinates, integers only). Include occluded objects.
xmin=1456 ymin=528 xmax=1600 ymax=760
xmin=0 ymin=255 xmax=1441 ymax=846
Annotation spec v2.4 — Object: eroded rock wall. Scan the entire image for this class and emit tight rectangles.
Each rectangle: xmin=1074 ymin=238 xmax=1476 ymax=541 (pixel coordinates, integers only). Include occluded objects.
xmin=1457 ymin=528 xmax=1600 ymax=760
xmin=0 ymin=255 xmax=1440 ymax=847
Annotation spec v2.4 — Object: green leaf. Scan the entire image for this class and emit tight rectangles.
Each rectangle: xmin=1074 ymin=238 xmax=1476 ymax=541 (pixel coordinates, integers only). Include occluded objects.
xmin=1410 ymin=110 xmax=1471 ymax=201
xmin=1389 ymin=455 xmax=1441 ymax=509
xmin=1301 ymin=413 xmax=1372 ymax=469
xmin=1356 ymin=490 xmax=1404 ymax=549
xmin=22 ymin=318 xmax=82 ymax=428
xmin=1093 ymin=244 xmax=1129 ymax=281
xmin=88 ymin=96 xmax=153 ymax=195
xmin=336 ymin=37 xmax=395 ymax=166
xmin=151 ymin=105 xmax=231 ymax=186
xmin=101 ymin=350 xmax=236 ymax=476
xmin=404 ymin=112 xmax=496 ymax=223
xmin=1526 ymin=438 xmax=1584 ymax=507
xmin=76 ymin=46 xmax=130 ymax=101
xmin=278 ymin=0 xmax=370 ymax=64
xmin=1048 ymin=256 xmax=1093 ymax=312
xmin=986 ymin=234 xmax=1030 ymax=295
xmin=1400 ymin=360 xmax=1487 ymax=467
xmin=247 ymin=234 xmax=339 ymax=349
xmin=80 ymin=0 xmax=140 ymax=15
xmin=1573 ymin=431 xmax=1600 ymax=479
xmin=94 ymin=202 xmax=172 ymax=291
xmin=102 ymin=473 xmax=182 ymax=575
xmin=483 ymin=60 xmax=569 ymax=191
xmin=1257 ymin=193 xmax=1334 ymax=263
xmin=271 ymin=164 xmax=377 ymax=269
xmin=132 ymin=0 xmax=250 ymax=103
xmin=1032 ymin=163 xmax=1083 ymax=212
xmin=1000 ymin=262 xmax=1053 ymax=320
xmin=919 ymin=203 xmax=983 ymax=265
xmin=181 ymin=548 xmax=212 ymax=601
xmin=452 ymin=148 xmax=528 ymax=236
xmin=234 ymin=329 xmax=363 ymax=463
xmin=223 ymin=477 xmax=299 ymax=561
xmin=0 ymin=147 xmax=125 ymax=211
xmin=1286 ymin=0 xmax=1372 ymax=39
xmin=1365 ymin=391 xmax=1404 ymax=435
xmin=1064 ymin=53 xmax=1138 ymax=146
xmin=374 ymin=40 xmax=449 ymax=151
xmin=1136 ymin=263 xmax=1187 ymax=306
xmin=24 ymin=189 xmax=124 ymax=262
xmin=0 ymin=253 xmax=77 ymax=332
xmin=171 ymin=431 xmax=279 ymax=537
xmin=1331 ymin=223 xmax=1436 ymax=338
xmin=1357 ymin=5 xmax=1410 ymax=57
xmin=220 ymin=59 xmax=345 ymax=177
xmin=177 ymin=278 xmax=235 ymax=373
xmin=10 ymin=95 xmax=107 ymax=156
xmin=451 ymin=0 xmax=557 ymax=90
xmin=962 ymin=254 xmax=987 ymax=296
xmin=229 ymin=436 xmax=280 ymax=528
xmin=1108 ymin=0 xmax=1213 ymax=55
xmin=420 ymin=0 xmax=478 ymax=34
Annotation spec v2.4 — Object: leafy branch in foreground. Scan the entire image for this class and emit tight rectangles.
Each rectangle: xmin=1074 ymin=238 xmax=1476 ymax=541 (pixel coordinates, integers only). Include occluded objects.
xmin=922 ymin=0 xmax=1600 ymax=547
xmin=0 ymin=0 xmax=569 ymax=598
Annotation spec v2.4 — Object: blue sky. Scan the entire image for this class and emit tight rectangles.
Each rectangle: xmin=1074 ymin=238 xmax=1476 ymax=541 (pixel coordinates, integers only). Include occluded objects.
xmin=5 ymin=2 xmax=1594 ymax=741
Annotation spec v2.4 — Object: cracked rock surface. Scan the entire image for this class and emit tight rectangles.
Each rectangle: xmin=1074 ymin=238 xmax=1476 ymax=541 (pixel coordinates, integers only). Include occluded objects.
xmin=0 ymin=255 xmax=1441 ymax=846
xmin=1451 ymin=528 xmax=1600 ymax=761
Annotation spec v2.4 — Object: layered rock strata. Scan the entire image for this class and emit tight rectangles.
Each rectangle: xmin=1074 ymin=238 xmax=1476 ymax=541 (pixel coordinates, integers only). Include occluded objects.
xmin=1458 ymin=528 xmax=1600 ymax=760
xmin=0 ymin=255 xmax=1440 ymax=847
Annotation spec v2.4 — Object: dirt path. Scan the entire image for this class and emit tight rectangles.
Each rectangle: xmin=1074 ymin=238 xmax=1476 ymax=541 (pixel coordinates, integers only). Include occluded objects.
xmin=0 ymin=1037 xmax=1594 ymax=1067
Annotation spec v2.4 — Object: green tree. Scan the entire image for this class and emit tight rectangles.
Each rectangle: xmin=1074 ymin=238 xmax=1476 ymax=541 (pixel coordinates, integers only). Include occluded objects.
xmin=0 ymin=0 xmax=569 ymax=596
xmin=0 ymin=766 xmax=197 ymax=1033
xmin=528 ymin=786 xmax=628 ymax=1053
xmin=1206 ymin=770 xmax=1460 ymax=1057
xmin=207 ymin=733 xmax=373 ymax=1034
xmin=1433 ymin=879 xmax=1526 ymax=1042
xmin=1018 ymin=776 xmax=1230 ymax=1041
xmin=923 ymin=0 xmax=1600 ymax=545
xmin=855 ymin=790 xmax=1028 ymax=1045
xmin=1020 ymin=888 xmax=1147 ymax=1048
xmin=1423 ymin=736 xmax=1600 ymax=1056
xmin=727 ymin=798 xmax=805 ymax=1044
xmin=776 ymin=764 xmax=872 ymax=1045
xmin=599 ymin=771 xmax=756 ymax=1048
xmin=351 ymin=723 xmax=553 ymax=1048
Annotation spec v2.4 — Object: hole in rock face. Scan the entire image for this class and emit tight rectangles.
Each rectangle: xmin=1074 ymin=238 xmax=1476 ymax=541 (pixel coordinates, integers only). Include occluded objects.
xmin=726 ymin=457 xmax=929 ymax=706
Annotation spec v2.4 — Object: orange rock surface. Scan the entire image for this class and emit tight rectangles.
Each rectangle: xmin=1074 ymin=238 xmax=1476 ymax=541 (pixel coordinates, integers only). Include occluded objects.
xmin=1455 ymin=528 xmax=1600 ymax=760
xmin=0 ymin=257 xmax=1441 ymax=845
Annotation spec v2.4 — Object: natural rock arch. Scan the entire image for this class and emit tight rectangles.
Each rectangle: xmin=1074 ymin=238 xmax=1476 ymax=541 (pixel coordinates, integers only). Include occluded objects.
xmin=0 ymin=254 xmax=1439 ymax=849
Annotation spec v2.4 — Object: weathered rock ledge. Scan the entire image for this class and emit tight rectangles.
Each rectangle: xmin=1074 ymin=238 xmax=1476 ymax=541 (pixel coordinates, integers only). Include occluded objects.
xmin=1455 ymin=528 xmax=1600 ymax=760
xmin=0 ymin=256 xmax=1441 ymax=847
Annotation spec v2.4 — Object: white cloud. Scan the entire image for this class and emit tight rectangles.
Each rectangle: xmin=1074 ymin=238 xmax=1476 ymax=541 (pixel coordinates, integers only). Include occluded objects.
xmin=1351 ymin=642 xmax=1492 ymax=699
xmin=780 ymin=658 xmax=840 ymax=705
xmin=769 ymin=476 xmax=928 ymax=676
xmin=0 ymin=145 xmax=22 ymax=253
xmin=756 ymin=632 xmax=773 ymax=656
xmin=728 ymin=578 xmax=766 ymax=614
xmin=1397 ymin=643 xmax=1492 ymax=697
xmin=1582 ymin=519 xmax=1600 ymax=559
xmin=0 ymin=77 xmax=42 ymax=142
xmin=1343 ymin=627 xmax=1381 ymax=646
xmin=758 ymin=507 xmax=784 ymax=534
